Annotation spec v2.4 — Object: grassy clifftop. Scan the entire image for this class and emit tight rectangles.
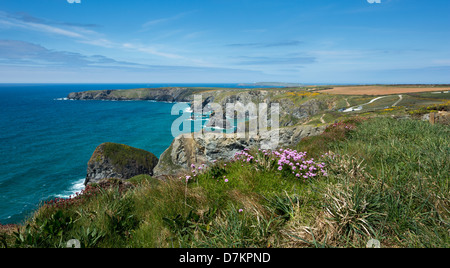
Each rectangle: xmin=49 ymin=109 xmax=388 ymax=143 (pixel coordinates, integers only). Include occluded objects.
xmin=3 ymin=116 xmax=448 ymax=248
xmin=92 ymin=142 xmax=157 ymax=171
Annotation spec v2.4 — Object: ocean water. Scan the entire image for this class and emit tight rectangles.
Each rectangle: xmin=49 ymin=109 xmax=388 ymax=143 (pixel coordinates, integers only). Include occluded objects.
xmin=0 ymin=83 xmax=260 ymax=224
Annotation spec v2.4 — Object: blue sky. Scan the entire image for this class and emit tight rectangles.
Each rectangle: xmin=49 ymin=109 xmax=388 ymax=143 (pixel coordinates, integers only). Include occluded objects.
xmin=0 ymin=0 xmax=449 ymax=83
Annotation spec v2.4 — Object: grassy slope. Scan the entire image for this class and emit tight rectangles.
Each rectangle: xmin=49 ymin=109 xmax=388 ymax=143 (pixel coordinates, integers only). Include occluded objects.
xmin=4 ymin=116 xmax=449 ymax=248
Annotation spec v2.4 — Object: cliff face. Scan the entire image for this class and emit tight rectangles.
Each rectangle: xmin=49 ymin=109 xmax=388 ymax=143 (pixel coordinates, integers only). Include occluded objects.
xmin=153 ymin=124 xmax=327 ymax=176
xmin=68 ymin=88 xmax=332 ymax=127
xmin=68 ymin=88 xmax=199 ymax=102
xmin=85 ymin=142 xmax=159 ymax=185
xmin=187 ymin=89 xmax=330 ymax=127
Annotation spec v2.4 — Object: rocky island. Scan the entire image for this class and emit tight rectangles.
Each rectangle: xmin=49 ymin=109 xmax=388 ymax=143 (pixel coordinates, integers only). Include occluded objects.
xmin=85 ymin=142 xmax=159 ymax=185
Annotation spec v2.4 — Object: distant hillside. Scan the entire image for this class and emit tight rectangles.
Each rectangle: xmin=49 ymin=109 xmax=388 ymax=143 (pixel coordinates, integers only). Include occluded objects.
xmin=237 ymin=82 xmax=304 ymax=87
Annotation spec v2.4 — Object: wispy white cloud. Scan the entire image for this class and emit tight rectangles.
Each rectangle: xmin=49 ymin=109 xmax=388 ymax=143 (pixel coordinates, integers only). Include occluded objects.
xmin=8 ymin=11 xmax=100 ymax=28
xmin=227 ymin=40 xmax=303 ymax=48
xmin=432 ymin=59 xmax=450 ymax=65
xmin=78 ymin=38 xmax=116 ymax=48
xmin=0 ymin=11 xmax=85 ymax=38
xmin=0 ymin=11 xmax=201 ymax=64
xmin=0 ymin=40 xmax=272 ymax=83
xmin=235 ymin=55 xmax=316 ymax=66
xmin=0 ymin=40 xmax=146 ymax=68
xmin=0 ymin=39 xmax=246 ymax=73
xmin=121 ymin=43 xmax=184 ymax=60
xmin=141 ymin=11 xmax=195 ymax=29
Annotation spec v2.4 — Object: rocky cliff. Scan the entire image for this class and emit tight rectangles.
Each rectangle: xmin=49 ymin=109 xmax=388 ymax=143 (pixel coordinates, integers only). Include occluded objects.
xmin=68 ymin=87 xmax=334 ymax=127
xmin=153 ymin=124 xmax=327 ymax=176
xmin=85 ymin=142 xmax=159 ymax=185
xmin=185 ymin=89 xmax=332 ymax=127
xmin=68 ymin=87 xmax=200 ymax=102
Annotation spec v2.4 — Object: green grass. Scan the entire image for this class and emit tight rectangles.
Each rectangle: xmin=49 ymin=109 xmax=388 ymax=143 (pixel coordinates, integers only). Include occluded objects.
xmin=327 ymin=118 xmax=450 ymax=247
xmin=2 ymin=117 xmax=449 ymax=248
xmin=94 ymin=142 xmax=159 ymax=175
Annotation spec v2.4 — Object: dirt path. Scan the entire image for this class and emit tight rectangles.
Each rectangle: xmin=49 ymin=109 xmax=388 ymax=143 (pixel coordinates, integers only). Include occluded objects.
xmin=392 ymin=95 xmax=403 ymax=107
xmin=320 ymin=114 xmax=326 ymax=124
xmin=343 ymin=96 xmax=388 ymax=112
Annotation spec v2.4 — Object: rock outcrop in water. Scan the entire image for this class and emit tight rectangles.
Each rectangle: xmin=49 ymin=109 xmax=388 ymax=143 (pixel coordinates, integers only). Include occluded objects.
xmin=85 ymin=142 xmax=159 ymax=185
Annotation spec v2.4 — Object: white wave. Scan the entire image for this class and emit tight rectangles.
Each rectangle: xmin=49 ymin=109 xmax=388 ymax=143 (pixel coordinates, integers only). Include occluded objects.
xmin=54 ymin=97 xmax=68 ymax=101
xmin=55 ymin=178 xmax=85 ymax=199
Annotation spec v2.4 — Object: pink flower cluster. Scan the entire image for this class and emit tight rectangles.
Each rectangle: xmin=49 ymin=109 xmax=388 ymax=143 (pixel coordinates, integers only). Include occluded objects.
xmin=181 ymin=163 xmax=209 ymax=182
xmin=330 ymin=121 xmax=355 ymax=130
xmin=234 ymin=148 xmax=328 ymax=180
xmin=272 ymin=148 xmax=328 ymax=179
xmin=233 ymin=148 xmax=255 ymax=163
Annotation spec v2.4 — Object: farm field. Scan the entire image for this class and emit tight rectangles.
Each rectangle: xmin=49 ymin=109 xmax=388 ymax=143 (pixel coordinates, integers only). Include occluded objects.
xmin=319 ymin=85 xmax=450 ymax=96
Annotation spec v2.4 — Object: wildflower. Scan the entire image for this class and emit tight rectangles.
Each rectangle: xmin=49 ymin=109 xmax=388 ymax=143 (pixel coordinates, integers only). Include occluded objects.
xmin=225 ymin=179 xmax=229 ymax=183
xmin=239 ymin=209 xmax=243 ymax=213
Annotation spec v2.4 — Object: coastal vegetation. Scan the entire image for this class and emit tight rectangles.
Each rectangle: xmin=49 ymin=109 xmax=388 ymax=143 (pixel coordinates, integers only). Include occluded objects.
xmin=1 ymin=85 xmax=449 ymax=248
xmin=2 ymin=116 xmax=448 ymax=248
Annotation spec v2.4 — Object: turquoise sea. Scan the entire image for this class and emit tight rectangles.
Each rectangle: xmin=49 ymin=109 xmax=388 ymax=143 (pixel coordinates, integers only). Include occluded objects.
xmin=0 ymin=83 xmax=261 ymax=224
